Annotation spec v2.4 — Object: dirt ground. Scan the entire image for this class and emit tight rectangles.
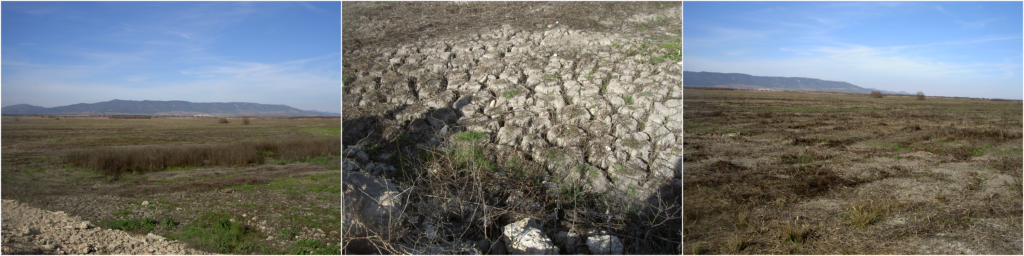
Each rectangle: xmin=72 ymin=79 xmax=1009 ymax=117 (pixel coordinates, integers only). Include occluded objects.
xmin=1 ymin=116 xmax=341 ymax=254
xmin=343 ymin=1 xmax=681 ymax=54
xmin=683 ymin=89 xmax=1023 ymax=254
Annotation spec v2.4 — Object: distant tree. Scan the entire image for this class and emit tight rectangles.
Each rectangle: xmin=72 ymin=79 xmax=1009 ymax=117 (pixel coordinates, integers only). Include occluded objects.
xmin=870 ymin=91 xmax=884 ymax=98
xmin=916 ymin=91 xmax=925 ymax=100
xmin=218 ymin=118 xmax=229 ymax=124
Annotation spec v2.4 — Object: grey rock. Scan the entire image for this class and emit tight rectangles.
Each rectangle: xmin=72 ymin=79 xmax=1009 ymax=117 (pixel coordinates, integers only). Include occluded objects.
xmin=342 ymin=170 xmax=406 ymax=234
xmin=554 ymin=231 xmax=582 ymax=254
xmin=502 ymin=218 xmax=558 ymax=255
xmin=146 ymin=233 xmax=166 ymax=242
xmin=344 ymin=146 xmax=369 ymax=163
xmin=342 ymin=158 xmax=359 ymax=172
xmin=586 ymin=231 xmax=623 ymax=255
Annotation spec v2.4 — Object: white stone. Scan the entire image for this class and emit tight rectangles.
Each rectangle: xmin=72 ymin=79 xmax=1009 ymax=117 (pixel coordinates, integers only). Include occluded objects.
xmin=502 ymin=218 xmax=558 ymax=255
xmin=586 ymin=231 xmax=623 ymax=255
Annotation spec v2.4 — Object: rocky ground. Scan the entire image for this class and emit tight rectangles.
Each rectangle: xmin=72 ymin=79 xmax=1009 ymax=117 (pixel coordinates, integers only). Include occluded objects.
xmin=2 ymin=199 xmax=206 ymax=255
xmin=343 ymin=2 xmax=682 ymax=254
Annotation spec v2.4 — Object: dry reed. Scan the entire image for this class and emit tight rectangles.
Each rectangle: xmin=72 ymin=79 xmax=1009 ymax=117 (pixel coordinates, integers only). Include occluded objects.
xmin=65 ymin=138 xmax=339 ymax=178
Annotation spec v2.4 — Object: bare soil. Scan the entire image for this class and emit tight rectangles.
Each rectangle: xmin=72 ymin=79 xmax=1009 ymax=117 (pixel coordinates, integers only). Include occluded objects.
xmin=1 ymin=116 xmax=341 ymax=254
xmin=683 ymin=89 xmax=1023 ymax=254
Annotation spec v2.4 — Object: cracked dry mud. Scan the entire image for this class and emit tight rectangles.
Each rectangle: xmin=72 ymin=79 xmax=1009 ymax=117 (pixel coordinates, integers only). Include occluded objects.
xmin=343 ymin=1 xmax=682 ymax=254
xmin=344 ymin=2 xmax=681 ymax=199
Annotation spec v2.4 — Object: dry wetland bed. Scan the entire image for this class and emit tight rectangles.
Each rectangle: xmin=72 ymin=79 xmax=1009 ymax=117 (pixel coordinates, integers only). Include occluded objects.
xmin=1 ymin=116 xmax=341 ymax=254
xmin=684 ymin=89 xmax=1023 ymax=254
xmin=343 ymin=2 xmax=681 ymax=255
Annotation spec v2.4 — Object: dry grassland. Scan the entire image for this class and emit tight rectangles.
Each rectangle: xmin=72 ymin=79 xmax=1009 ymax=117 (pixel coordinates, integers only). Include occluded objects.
xmin=2 ymin=116 xmax=341 ymax=254
xmin=683 ymin=89 xmax=1022 ymax=254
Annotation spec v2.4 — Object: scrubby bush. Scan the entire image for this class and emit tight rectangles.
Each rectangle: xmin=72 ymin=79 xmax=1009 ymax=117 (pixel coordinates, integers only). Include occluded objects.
xmin=65 ymin=138 xmax=339 ymax=178
xmin=242 ymin=117 xmax=250 ymax=125
xmin=869 ymin=91 xmax=883 ymax=98
xmin=916 ymin=91 xmax=925 ymax=100
xmin=218 ymin=118 xmax=229 ymax=123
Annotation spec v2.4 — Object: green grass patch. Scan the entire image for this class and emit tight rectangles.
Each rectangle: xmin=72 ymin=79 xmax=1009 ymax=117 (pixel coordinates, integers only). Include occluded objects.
xmin=971 ymin=144 xmax=994 ymax=156
xmin=231 ymin=184 xmax=257 ymax=191
xmin=265 ymin=173 xmax=341 ymax=195
xmin=994 ymin=149 xmax=1023 ymax=156
xmin=455 ymin=131 xmax=488 ymax=142
xmin=105 ymin=218 xmax=158 ymax=233
xmin=160 ymin=165 xmax=200 ymax=172
xmin=114 ymin=210 xmax=134 ymax=217
xmin=503 ymin=89 xmax=521 ymax=99
xmin=275 ymin=228 xmax=297 ymax=240
xmin=450 ymin=146 xmax=496 ymax=171
xmin=659 ymin=41 xmax=681 ymax=51
xmin=302 ymin=127 xmax=341 ymax=137
xmin=166 ymin=211 xmax=265 ymax=254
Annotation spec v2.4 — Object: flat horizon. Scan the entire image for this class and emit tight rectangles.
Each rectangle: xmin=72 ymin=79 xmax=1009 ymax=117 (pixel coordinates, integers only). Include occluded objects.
xmin=684 ymin=2 xmax=1023 ymax=100
xmin=1 ymin=2 xmax=341 ymax=113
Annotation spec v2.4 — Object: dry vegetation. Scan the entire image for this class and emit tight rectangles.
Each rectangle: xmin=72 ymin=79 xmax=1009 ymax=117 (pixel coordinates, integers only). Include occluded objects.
xmin=1 ymin=116 xmax=342 ymax=254
xmin=65 ymin=138 xmax=339 ymax=179
xmin=684 ymin=89 xmax=1022 ymax=254
xmin=344 ymin=128 xmax=681 ymax=254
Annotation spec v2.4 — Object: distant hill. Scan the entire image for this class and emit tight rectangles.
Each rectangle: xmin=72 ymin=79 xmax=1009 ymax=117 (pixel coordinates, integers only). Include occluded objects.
xmin=684 ymin=71 xmax=910 ymax=95
xmin=304 ymin=109 xmax=341 ymax=116
xmin=1 ymin=100 xmax=332 ymax=116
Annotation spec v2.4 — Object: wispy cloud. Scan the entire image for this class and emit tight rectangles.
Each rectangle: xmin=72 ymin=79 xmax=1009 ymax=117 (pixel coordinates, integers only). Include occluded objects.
xmin=166 ymin=31 xmax=193 ymax=40
xmin=686 ymin=26 xmax=777 ymax=46
xmin=298 ymin=2 xmax=326 ymax=14
xmin=955 ymin=18 xmax=1001 ymax=29
xmin=935 ymin=4 xmax=1004 ymax=30
xmin=2 ymin=2 xmax=341 ymax=111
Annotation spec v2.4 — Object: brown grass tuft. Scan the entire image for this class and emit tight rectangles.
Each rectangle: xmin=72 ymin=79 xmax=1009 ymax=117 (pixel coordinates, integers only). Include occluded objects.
xmin=779 ymin=224 xmax=811 ymax=244
xmin=916 ymin=91 xmax=925 ymax=100
xmin=869 ymin=91 xmax=883 ymax=98
xmin=242 ymin=117 xmax=250 ymax=125
xmin=65 ymin=138 xmax=339 ymax=178
xmin=218 ymin=117 xmax=229 ymax=123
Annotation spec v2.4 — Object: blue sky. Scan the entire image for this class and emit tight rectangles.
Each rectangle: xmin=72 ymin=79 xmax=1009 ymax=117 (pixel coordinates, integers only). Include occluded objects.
xmin=684 ymin=1 xmax=1023 ymax=99
xmin=2 ymin=2 xmax=341 ymax=112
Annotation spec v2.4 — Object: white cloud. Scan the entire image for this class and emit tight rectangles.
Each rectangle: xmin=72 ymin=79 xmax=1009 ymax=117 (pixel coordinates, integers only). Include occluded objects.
xmin=686 ymin=26 xmax=777 ymax=46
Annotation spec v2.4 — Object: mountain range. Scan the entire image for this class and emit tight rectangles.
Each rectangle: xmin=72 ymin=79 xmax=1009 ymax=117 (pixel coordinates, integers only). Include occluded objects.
xmin=684 ymin=71 xmax=910 ymax=95
xmin=1 ymin=100 xmax=339 ymax=116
